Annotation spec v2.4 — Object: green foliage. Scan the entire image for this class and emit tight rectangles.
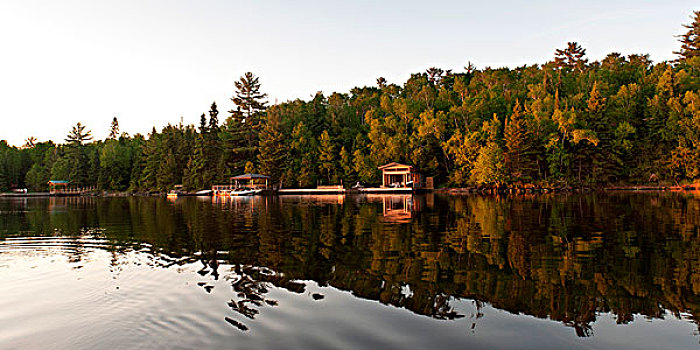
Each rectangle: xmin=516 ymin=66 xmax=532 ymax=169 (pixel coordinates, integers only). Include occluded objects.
xmin=257 ymin=107 xmax=287 ymax=186
xmin=317 ymin=130 xmax=337 ymax=184
xmin=5 ymin=12 xmax=700 ymax=191
xmin=675 ymin=10 xmax=700 ymax=61
xmin=471 ymin=141 xmax=506 ymax=184
xmin=503 ymin=103 xmax=538 ymax=181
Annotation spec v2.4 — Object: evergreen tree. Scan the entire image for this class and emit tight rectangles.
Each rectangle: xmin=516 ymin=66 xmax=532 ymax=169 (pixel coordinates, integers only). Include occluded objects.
xmin=65 ymin=122 xmax=93 ymax=145
xmin=139 ymin=127 xmax=160 ymax=190
xmin=64 ymin=123 xmax=93 ymax=185
xmin=205 ymin=102 xmax=222 ymax=185
xmin=554 ymin=42 xmax=588 ymax=71
xmin=290 ymin=122 xmax=318 ymax=187
xmin=108 ymin=117 xmax=120 ymax=139
xmin=675 ymin=11 xmax=700 ymax=61
xmin=24 ymin=137 xmax=36 ymax=148
xmin=339 ymin=146 xmax=355 ymax=186
xmin=231 ymin=72 xmax=268 ymax=122
xmin=503 ymin=103 xmax=537 ymax=181
xmin=257 ymin=107 xmax=287 ymax=186
xmin=0 ymin=151 xmax=8 ymax=191
xmin=223 ymin=72 xmax=268 ymax=175
xmin=318 ymin=130 xmax=337 ymax=184
xmin=183 ymin=133 xmax=206 ymax=190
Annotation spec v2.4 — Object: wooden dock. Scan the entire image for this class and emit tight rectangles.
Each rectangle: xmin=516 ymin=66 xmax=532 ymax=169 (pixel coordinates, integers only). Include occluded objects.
xmin=277 ymin=186 xmax=419 ymax=195
xmin=0 ymin=192 xmax=52 ymax=197
xmin=278 ymin=187 xmax=346 ymax=195
xmin=358 ymin=187 xmax=414 ymax=193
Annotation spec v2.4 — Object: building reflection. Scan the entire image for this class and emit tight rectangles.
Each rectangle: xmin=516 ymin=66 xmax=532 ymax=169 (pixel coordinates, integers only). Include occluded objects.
xmin=3 ymin=193 xmax=700 ymax=337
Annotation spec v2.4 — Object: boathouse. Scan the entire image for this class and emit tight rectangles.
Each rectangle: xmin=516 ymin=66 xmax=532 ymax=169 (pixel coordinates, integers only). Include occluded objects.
xmin=378 ymin=163 xmax=424 ymax=189
xmin=231 ymin=173 xmax=270 ymax=189
xmin=48 ymin=180 xmax=69 ymax=194
xmin=212 ymin=173 xmax=271 ymax=195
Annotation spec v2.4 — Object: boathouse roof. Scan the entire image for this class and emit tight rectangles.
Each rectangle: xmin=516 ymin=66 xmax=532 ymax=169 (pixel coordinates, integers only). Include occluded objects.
xmin=378 ymin=163 xmax=415 ymax=170
xmin=47 ymin=180 xmax=70 ymax=184
xmin=230 ymin=173 xmax=270 ymax=180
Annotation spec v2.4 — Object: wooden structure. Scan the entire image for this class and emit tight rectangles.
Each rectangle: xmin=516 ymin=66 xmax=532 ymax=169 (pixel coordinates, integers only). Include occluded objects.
xmin=212 ymin=173 xmax=270 ymax=196
xmin=381 ymin=195 xmax=413 ymax=223
xmin=378 ymin=163 xmax=424 ymax=189
xmin=231 ymin=173 xmax=269 ymax=189
xmin=48 ymin=180 xmax=69 ymax=194
xmin=278 ymin=186 xmax=345 ymax=195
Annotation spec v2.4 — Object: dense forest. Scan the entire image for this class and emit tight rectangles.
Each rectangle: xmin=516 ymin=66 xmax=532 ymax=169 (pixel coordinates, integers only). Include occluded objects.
xmin=1 ymin=11 xmax=700 ymax=192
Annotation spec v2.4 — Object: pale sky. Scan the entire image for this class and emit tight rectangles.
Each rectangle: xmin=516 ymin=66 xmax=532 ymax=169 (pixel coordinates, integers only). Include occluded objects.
xmin=0 ymin=0 xmax=697 ymax=146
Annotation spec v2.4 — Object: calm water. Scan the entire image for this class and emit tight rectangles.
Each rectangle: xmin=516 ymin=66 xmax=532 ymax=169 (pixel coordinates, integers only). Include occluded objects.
xmin=1 ymin=193 xmax=700 ymax=349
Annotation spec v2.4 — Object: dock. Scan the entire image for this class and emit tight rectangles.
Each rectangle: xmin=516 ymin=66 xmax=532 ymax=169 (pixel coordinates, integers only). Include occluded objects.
xmin=277 ymin=186 xmax=420 ymax=195
xmin=357 ymin=187 xmax=414 ymax=193
xmin=278 ymin=185 xmax=346 ymax=195
xmin=0 ymin=192 xmax=52 ymax=197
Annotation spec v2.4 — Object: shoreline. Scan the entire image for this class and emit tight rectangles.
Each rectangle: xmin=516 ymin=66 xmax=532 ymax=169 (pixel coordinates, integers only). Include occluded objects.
xmin=1 ymin=184 xmax=699 ymax=198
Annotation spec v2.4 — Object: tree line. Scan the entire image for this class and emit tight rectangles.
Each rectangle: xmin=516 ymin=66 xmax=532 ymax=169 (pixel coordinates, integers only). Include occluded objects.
xmin=1 ymin=11 xmax=700 ymax=192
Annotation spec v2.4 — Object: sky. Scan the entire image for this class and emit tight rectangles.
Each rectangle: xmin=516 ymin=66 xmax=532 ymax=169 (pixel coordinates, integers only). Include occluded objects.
xmin=0 ymin=0 xmax=697 ymax=146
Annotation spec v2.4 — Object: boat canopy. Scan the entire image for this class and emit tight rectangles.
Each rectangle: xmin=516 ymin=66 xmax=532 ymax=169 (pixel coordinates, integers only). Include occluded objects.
xmin=230 ymin=173 xmax=270 ymax=180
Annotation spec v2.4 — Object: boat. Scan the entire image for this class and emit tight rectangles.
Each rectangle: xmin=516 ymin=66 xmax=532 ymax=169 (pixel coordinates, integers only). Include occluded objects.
xmin=230 ymin=188 xmax=256 ymax=196
xmin=195 ymin=189 xmax=213 ymax=196
xmin=167 ymin=185 xmax=183 ymax=198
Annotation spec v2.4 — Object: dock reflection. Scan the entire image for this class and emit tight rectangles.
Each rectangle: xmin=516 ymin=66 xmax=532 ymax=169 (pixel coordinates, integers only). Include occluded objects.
xmin=2 ymin=193 xmax=700 ymax=338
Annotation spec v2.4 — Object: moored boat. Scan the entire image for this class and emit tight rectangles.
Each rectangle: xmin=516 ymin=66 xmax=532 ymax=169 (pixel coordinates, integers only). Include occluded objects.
xmin=231 ymin=188 xmax=256 ymax=196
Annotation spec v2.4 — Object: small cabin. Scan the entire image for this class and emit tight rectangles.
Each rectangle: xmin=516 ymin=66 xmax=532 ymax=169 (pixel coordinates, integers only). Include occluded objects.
xmin=378 ymin=163 xmax=424 ymax=189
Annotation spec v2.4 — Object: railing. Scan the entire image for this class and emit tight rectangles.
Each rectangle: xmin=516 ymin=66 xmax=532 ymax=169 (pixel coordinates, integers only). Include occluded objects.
xmin=49 ymin=186 xmax=97 ymax=195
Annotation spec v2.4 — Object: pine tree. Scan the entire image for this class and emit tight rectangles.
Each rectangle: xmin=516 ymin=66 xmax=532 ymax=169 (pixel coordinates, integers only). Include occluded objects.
xmin=139 ymin=127 xmax=160 ymax=190
xmin=339 ymin=146 xmax=355 ymax=186
xmin=0 ymin=152 xmax=8 ymax=191
xmin=503 ymin=103 xmax=536 ymax=181
xmin=257 ymin=108 xmax=287 ymax=186
xmin=222 ymin=72 xmax=268 ymax=175
xmin=65 ymin=122 xmax=93 ymax=145
xmin=674 ymin=11 xmax=700 ymax=61
xmin=64 ymin=123 xmax=92 ymax=185
xmin=318 ymin=130 xmax=337 ymax=184
xmin=291 ymin=122 xmax=318 ymax=187
xmin=583 ymin=82 xmax=609 ymax=183
xmin=108 ymin=117 xmax=120 ymax=139
xmin=231 ymin=72 xmax=268 ymax=122
xmin=24 ymin=137 xmax=36 ymax=148
xmin=554 ymin=42 xmax=588 ymax=72
xmin=205 ymin=102 xmax=222 ymax=185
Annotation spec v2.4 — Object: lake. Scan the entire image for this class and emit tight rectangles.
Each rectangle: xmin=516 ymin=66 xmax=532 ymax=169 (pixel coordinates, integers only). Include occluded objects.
xmin=1 ymin=193 xmax=699 ymax=349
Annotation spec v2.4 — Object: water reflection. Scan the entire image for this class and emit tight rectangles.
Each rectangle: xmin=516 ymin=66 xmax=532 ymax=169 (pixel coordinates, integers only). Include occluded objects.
xmin=1 ymin=193 xmax=700 ymax=341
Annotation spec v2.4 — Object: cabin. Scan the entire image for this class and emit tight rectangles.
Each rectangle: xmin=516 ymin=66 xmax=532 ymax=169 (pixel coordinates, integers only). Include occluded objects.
xmin=378 ymin=163 xmax=424 ymax=189
xmin=48 ymin=180 xmax=69 ymax=194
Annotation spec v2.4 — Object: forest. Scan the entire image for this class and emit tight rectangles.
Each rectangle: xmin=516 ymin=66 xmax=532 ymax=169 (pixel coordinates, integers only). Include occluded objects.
xmin=1 ymin=11 xmax=700 ymax=192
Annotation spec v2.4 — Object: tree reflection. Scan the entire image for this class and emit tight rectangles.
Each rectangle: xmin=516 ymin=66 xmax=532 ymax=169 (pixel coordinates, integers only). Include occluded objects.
xmin=2 ymin=193 xmax=700 ymax=336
